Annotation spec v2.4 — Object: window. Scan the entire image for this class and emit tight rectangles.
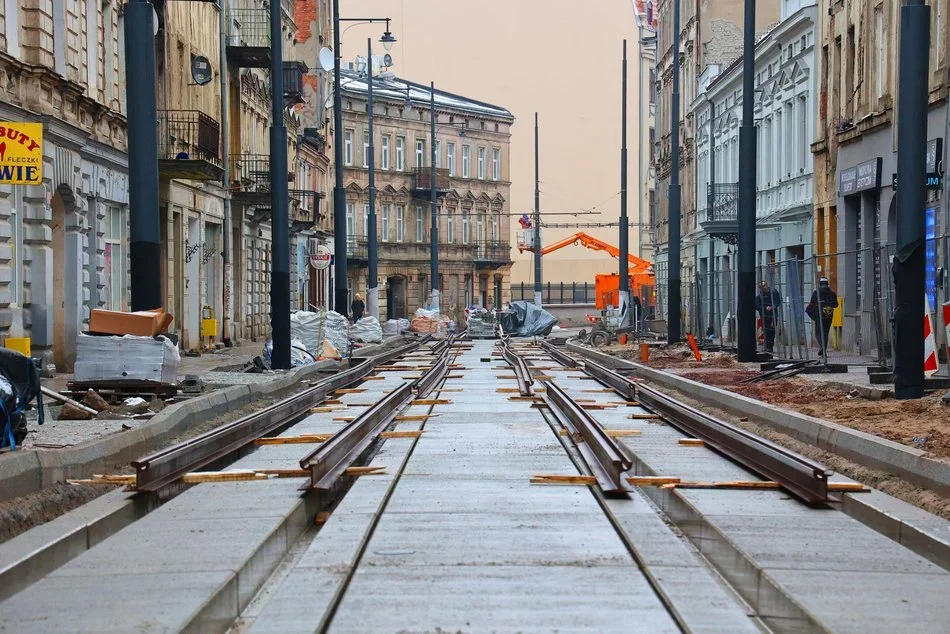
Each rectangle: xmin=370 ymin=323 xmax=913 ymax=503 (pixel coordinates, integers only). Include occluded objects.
xmin=490 ymin=212 xmax=499 ymax=241
xmin=381 ymin=205 xmax=390 ymax=241
xmin=103 ymin=206 xmax=128 ymax=311
xmin=447 ymin=142 xmax=456 ymax=176
xmin=381 ymin=135 xmax=390 ymax=170
xmin=396 ymin=137 xmax=405 ymax=171
xmin=345 ymin=202 xmax=356 ymax=241
xmin=462 ymin=211 xmax=471 ymax=244
xmin=4 ymin=0 xmax=20 ymax=57
xmin=874 ymin=6 xmax=885 ymax=99
xmin=362 ymin=204 xmax=369 ymax=237
xmin=396 ymin=206 xmax=405 ymax=242
xmin=86 ymin=0 xmax=98 ymax=97
xmin=344 ymin=130 xmax=354 ymax=165
xmin=477 ymin=147 xmax=486 ymax=179
xmin=416 ymin=206 xmax=424 ymax=242
xmin=799 ymin=94 xmax=808 ymax=172
xmin=447 ymin=211 xmax=455 ymax=243
xmin=492 ymin=149 xmax=501 ymax=181
xmin=434 ymin=140 xmax=441 ymax=168
xmin=462 ymin=145 xmax=471 ymax=178
xmin=362 ymin=132 xmax=369 ymax=168
xmin=476 ymin=212 xmax=485 ymax=244
xmin=415 ymin=140 xmax=425 ymax=168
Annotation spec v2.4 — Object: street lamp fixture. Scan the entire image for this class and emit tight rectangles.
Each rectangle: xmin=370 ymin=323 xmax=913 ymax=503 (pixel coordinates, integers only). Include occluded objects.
xmin=380 ymin=20 xmax=397 ymax=51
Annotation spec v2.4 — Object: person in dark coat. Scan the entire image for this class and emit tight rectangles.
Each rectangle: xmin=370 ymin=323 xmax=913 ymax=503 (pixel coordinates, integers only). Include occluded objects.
xmin=351 ymin=293 xmax=364 ymax=322
xmin=806 ymin=278 xmax=838 ymax=356
xmin=755 ymin=280 xmax=781 ymax=353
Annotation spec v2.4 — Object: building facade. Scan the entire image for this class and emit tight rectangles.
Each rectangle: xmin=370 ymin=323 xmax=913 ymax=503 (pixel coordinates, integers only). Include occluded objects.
xmin=339 ymin=69 xmax=514 ymax=324
xmin=0 ymin=0 xmax=129 ymax=370
xmin=633 ymin=0 xmax=658 ymax=263
xmin=813 ymin=0 xmax=950 ymax=355
xmin=693 ymin=0 xmax=818 ymax=338
xmin=652 ymin=0 xmax=779 ymax=327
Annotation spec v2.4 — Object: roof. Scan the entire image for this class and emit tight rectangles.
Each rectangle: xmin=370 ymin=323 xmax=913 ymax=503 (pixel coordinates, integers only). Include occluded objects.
xmin=631 ymin=0 xmax=657 ymax=32
xmin=338 ymin=69 xmax=514 ymax=121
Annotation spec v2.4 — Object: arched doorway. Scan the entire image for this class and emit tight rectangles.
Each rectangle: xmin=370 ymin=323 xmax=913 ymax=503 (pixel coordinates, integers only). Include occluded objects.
xmin=386 ymin=275 xmax=407 ymax=320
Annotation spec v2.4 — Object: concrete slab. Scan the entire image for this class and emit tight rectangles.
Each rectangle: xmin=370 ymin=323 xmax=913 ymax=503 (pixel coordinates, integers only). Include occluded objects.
xmin=329 ymin=565 xmax=682 ymax=634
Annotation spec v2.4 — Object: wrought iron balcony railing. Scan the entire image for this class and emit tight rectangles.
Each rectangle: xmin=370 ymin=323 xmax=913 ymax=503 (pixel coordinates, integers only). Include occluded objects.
xmin=706 ymin=183 xmax=739 ymax=223
xmin=157 ymin=110 xmax=220 ymax=163
xmin=474 ymin=241 xmax=512 ymax=264
xmin=412 ymin=167 xmax=451 ymax=193
xmin=226 ymin=8 xmax=271 ymax=68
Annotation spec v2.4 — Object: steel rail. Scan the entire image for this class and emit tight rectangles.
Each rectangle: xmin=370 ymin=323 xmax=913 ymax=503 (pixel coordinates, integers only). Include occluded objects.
xmin=543 ymin=381 xmax=633 ymax=494
xmin=299 ymin=382 xmax=414 ymax=491
xmin=500 ymin=340 xmax=534 ymax=396
xmin=539 ymin=340 xmax=577 ymax=368
xmin=413 ymin=348 xmax=449 ymax=398
xmin=132 ymin=340 xmax=421 ymax=492
xmin=579 ymin=358 xmax=832 ymax=504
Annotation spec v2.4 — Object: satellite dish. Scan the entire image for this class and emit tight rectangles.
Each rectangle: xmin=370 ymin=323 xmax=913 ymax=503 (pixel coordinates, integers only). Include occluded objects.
xmin=319 ymin=47 xmax=335 ymax=72
xmin=191 ymin=55 xmax=213 ymax=86
xmin=151 ymin=5 xmax=160 ymax=36
xmin=382 ymin=53 xmax=393 ymax=68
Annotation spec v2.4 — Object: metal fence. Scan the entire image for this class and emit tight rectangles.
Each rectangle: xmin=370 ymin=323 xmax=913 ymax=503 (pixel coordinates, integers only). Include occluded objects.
xmin=511 ymin=282 xmax=597 ymax=305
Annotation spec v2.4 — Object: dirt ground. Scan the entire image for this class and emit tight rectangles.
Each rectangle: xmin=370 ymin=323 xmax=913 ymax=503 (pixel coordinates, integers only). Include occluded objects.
xmin=602 ymin=343 xmax=739 ymax=369
xmin=677 ymin=369 xmax=950 ymax=460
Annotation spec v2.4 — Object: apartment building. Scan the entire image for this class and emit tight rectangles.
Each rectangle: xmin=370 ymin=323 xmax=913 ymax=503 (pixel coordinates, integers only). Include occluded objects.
xmin=813 ymin=0 xmax=950 ymax=354
xmin=652 ymin=0 xmax=778 ymax=325
xmin=339 ymin=69 xmax=514 ymax=323
xmin=694 ymin=0 xmax=818 ymax=335
xmin=0 ymin=0 xmax=129 ymax=370
xmin=633 ymin=0 xmax=658 ymax=262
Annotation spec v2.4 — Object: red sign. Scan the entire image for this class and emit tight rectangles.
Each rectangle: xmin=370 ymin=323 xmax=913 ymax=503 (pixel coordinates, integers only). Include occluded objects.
xmin=309 ymin=245 xmax=331 ymax=270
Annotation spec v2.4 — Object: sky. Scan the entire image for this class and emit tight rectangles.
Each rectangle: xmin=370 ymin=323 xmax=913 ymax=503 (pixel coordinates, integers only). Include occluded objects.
xmin=339 ymin=0 xmax=644 ymax=286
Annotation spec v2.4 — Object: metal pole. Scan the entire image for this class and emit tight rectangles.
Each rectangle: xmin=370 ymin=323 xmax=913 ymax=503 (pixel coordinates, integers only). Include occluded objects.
xmin=124 ymin=0 xmax=161 ymax=311
xmin=268 ymin=0 xmax=290 ymax=369
xmin=534 ymin=112 xmax=542 ymax=307
xmin=736 ymin=0 xmax=757 ymax=362
xmin=219 ymin=3 xmax=233 ymax=345
xmin=708 ymin=100 xmax=716 ymax=341
xmin=620 ymin=40 xmax=630 ymax=325
xmin=429 ymin=81 xmax=439 ymax=312
xmin=366 ymin=40 xmax=379 ymax=321
xmin=894 ymin=0 xmax=930 ymax=399
xmin=332 ymin=0 xmax=349 ymax=318
xmin=667 ymin=0 xmax=681 ymax=344
xmin=637 ymin=37 xmax=645 ymax=259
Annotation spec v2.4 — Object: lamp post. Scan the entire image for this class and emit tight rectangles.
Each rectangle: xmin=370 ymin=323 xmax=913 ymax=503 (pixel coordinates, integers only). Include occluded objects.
xmin=667 ymin=0 xmax=681 ymax=345
xmin=620 ymin=40 xmax=630 ymax=326
xmin=534 ymin=112 xmax=542 ymax=307
xmin=893 ymin=0 xmax=930 ymax=399
xmin=736 ymin=0 xmax=757 ymax=362
xmin=331 ymin=5 xmax=395 ymax=318
xmin=366 ymin=40 xmax=379 ymax=321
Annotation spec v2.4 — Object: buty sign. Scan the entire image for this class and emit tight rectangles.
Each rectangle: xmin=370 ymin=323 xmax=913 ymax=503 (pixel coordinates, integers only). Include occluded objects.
xmin=0 ymin=122 xmax=43 ymax=184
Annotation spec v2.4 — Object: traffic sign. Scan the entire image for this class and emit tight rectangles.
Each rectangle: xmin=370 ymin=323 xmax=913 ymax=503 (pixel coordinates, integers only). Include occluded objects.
xmin=309 ymin=245 xmax=331 ymax=270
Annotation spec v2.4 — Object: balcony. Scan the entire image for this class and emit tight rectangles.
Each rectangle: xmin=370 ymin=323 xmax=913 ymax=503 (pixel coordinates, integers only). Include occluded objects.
xmin=411 ymin=167 xmax=451 ymax=197
xmin=231 ymin=154 xmax=273 ymax=206
xmin=701 ymin=183 xmax=739 ymax=244
xmin=283 ymin=61 xmax=309 ymax=106
xmin=473 ymin=241 xmax=512 ymax=267
xmin=226 ymin=8 xmax=270 ymax=68
xmin=157 ymin=110 xmax=223 ymax=181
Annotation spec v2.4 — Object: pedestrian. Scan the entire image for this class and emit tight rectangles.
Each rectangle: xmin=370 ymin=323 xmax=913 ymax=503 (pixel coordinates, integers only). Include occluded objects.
xmin=351 ymin=293 xmax=364 ymax=323
xmin=755 ymin=280 xmax=781 ymax=353
xmin=806 ymin=277 xmax=838 ymax=357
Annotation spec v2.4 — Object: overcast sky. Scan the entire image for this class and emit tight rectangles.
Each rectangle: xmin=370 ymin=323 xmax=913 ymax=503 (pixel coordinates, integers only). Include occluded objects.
xmin=340 ymin=0 xmax=643 ymax=283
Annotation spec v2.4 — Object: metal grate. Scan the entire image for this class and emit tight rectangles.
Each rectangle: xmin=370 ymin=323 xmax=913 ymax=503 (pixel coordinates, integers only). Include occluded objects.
xmin=156 ymin=110 xmax=221 ymax=163
xmin=227 ymin=8 xmax=270 ymax=49
xmin=706 ymin=183 xmax=739 ymax=222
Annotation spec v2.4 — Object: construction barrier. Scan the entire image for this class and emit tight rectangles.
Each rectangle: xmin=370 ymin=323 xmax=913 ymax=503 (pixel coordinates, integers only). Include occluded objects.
xmin=925 ymin=295 xmax=939 ymax=377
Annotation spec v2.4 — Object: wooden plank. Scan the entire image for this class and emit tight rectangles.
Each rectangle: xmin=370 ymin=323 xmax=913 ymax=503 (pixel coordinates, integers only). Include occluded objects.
xmin=343 ymin=466 xmax=387 ymax=476
xmin=333 ymin=417 xmax=356 ymax=422
xmin=678 ymin=438 xmax=706 ymax=447
xmin=346 ymin=403 xmax=377 ymax=407
xmin=361 ymin=376 xmax=386 ymax=381
xmin=629 ymin=413 xmax=663 ymax=420
xmin=323 ymin=399 xmax=343 ymax=405
xmin=309 ymin=406 xmax=346 ymax=413
xmin=653 ymin=480 xmax=873 ymax=492
xmin=401 ymin=376 xmax=425 ymax=380
xmin=581 ymin=404 xmax=618 ymax=410
xmin=334 ymin=388 xmax=367 ymax=394
xmin=627 ymin=476 xmax=682 ymax=486
xmin=437 ymin=388 xmax=464 ymax=392
xmin=530 ymin=475 xmax=597 ymax=486
xmin=610 ymin=401 xmax=641 ymax=406
xmin=412 ymin=399 xmax=452 ymax=405
xmin=510 ymin=396 xmax=543 ymax=401
xmin=395 ymin=415 xmax=431 ymax=421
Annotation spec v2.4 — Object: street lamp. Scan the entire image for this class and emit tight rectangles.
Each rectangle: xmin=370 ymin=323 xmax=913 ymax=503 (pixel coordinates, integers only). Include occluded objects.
xmin=331 ymin=1 xmax=395 ymax=318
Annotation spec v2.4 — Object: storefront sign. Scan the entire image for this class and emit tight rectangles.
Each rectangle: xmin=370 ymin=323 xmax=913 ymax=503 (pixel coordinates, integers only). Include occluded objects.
xmin=0 ymin=122 xmax=43 ymax=184
xmin=839 ymin=158 xmax=883 ymax=196
xmin=309 ymin=245 xmax=331 ymax=270
xmin=891 ymin=173 xmax=944 ymax=191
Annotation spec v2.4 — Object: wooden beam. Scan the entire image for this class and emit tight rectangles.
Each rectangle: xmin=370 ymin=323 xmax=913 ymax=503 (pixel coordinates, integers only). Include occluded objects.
xmin=255 ymin=434 xmax=332 ymax=445
xmin=380 ymin=430 xmax=424 ymax=439
xmin=627 ymin=476 xmax=682 ymax=486
xmin=334 ymin=388 xmax=367 ymax=394
xmin=395 ymin=415 xmax=431 ymax=421
xmin=678 ymin=438 xmax=706 ymax=447
xmin=530 ymin=474 xmax=597 ymax=486
xmin=629 ymin=413 xmax=662 ymax=420
xmin=560 ymin=429 xmax=641 ymax=437
xmin=412 ymin=399 xmax=452 ymax=405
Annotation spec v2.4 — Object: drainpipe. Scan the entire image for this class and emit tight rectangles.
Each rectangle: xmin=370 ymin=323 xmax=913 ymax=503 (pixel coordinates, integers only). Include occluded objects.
xmin=219 ymin=0 xmax=233 ymax=346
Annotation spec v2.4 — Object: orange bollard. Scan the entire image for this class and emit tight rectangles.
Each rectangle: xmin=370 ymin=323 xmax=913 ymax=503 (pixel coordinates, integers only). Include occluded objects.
xmin=640 ymin=343 xmax=649 ymax=362
xmin=618 ymin=333 xmax=628 ymax=345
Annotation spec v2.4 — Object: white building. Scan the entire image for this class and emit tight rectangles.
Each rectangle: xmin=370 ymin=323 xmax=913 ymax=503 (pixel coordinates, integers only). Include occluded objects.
xmin=632 ymin=0 xmax=657 ymax=263
xmin=693 ymin=0 xmax=818 ymax=336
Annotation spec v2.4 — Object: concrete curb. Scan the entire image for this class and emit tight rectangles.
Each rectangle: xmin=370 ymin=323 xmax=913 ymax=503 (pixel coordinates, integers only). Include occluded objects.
xmin=0 ymin=338 xmax=405 ymax=503
xmin=566 ymin=341 xmax=950 ymax=496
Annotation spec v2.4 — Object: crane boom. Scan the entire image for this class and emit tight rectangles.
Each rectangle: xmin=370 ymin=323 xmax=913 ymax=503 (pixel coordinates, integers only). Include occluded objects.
xmin=532 ymin=232 xmax=653 ymax=274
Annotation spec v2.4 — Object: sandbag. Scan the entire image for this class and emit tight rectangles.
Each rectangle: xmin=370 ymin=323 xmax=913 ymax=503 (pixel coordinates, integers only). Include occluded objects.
xmin=291 ymin=310 xmax=326 ymax=355
xmin=352 ymin=317 xmax=383 ymax=343
xmin=324 ymin=311 xmax=350 ymax=357
xmin=382 ymin=319 xmax=399 ymax=336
